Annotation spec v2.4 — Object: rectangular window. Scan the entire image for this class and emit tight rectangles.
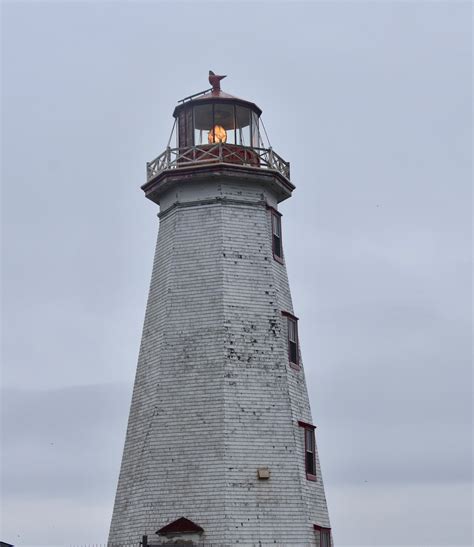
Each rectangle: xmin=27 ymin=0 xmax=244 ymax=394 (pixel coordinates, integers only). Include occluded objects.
xmin=299 ymin=421 xmax=317 ymax=480
xmin=271 ymin=209 xmax=283 ymax=261
xmin=287 ymin=315 xmax=298 ymax=367
xmin=313 ymin=525 xmax=331 ymax=547
xmin=282 ymin=311 xmax=299 ymax=369
xmin=305 ymin=428 xmax=316 ymax=476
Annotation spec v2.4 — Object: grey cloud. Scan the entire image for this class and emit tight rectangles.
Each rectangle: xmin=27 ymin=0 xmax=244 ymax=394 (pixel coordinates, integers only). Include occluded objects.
xmin=1 ymin=384 xmax=130 ymax=500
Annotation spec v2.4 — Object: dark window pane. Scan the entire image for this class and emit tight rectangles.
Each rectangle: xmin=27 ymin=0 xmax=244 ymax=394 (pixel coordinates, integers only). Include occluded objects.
xmin=272 ymin=213 xmax=281 ymax=237
xmin=321 ymin=530 xmax=331 ymax=547
xmin=289 ymin=340 xmax=298 ymax=364
xmin=288 ymin=319 xmax=296 ymax=342
xmin=273 ymin=235 xmax=282 ymax=258
xmin=305 ymin=429 xmax=314 ymax=451
xmin=306 ymin=451 xmax=315 ymax=475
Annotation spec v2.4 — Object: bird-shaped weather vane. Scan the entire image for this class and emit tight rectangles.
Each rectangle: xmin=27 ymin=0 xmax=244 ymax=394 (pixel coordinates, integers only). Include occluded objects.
xmin=209 ymin=70 xmax=226 ymax=93
xmin=178 ymin=70 xmax=227 ymax=103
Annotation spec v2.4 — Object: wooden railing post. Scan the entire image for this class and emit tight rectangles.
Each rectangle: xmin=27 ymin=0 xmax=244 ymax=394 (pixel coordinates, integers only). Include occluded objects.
xmin=268 ymin=147 xmax=274 ymax=169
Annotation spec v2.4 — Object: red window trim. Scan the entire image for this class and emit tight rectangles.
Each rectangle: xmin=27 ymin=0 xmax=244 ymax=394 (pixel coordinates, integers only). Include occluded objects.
xmin=267 ymin=205 xmax=284 ymax=264
xmin=266 ymin=204 xmax=282 ymax=217
xmin=274 ymin=254 xmax=284 ymax=265
xmin=313 ymin=525 xmax=331 ymax=532
xmin=298 ymin=420 xmax=317 ymax=481
xmin=298 ymin=420 xmax=317 ymax=430
xmin=281 ymin=310 xmax=299 ymax=321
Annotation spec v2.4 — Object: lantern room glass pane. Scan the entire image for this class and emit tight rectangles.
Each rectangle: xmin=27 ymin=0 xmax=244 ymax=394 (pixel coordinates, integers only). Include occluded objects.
xmin=190 ymin=103 xmax=259 ymax=146
xmin=235 ymin=105 xmax=251 ymax=146
xmin=251 ymin=112 xmax=260 ymax=147
xmin=178 ymin=111 xmax=186 ymax=147
xmin=193 ymin=103 xmax=236 ymax=145
xmin=178 ymin=107 xmax=194 ymax=147
xmin=213 ymin=103 xmax=235 ymax=144
xmin=185 ymin=108 xmax=193 ymax=146
xmin=193 ymin=104 xmax=213 ymax=146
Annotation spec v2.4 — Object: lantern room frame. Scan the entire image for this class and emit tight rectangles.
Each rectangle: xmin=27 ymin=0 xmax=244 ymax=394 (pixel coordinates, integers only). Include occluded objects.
xmin=174 ymin=97 xmax=262 ymax=148
xmin=146 ymin=89 xmax=291 ymax=183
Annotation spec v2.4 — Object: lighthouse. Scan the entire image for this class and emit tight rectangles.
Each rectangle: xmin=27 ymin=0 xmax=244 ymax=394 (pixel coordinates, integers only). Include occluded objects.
xmin=109 ymin=74 xmax=332 ymax=546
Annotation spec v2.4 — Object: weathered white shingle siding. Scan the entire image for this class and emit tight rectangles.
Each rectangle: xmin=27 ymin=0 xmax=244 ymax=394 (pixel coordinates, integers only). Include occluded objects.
xmin=109 ymin=203 xmax=227 ymax=543
xmin=270 ymin=218 xmax=332 ymax=537
xmin=109 ymin=175 xmax=331 ymax=546
xmin=221 ymin=201 xmax=308 ymax=544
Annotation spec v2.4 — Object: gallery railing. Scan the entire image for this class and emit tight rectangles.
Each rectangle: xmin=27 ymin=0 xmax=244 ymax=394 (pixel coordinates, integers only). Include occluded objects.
xmin=146 ymin=143 xmax=290 ymax=182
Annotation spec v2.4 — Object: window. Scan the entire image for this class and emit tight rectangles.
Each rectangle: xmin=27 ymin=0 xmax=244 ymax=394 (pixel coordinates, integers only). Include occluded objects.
xmin=313 ymin=525 xmax=331 ymax=547
xmin=298 ymin=421 xmax=317 ymax=480
xmin=288 ymin=316 xmax=298 ymax=365
xmin=281 ymin=312 xmax=299 ymax=368
xmin=305 ymin=428 xmax=316 ymax=477
xmin=270 ymin=208 xmax=283 ymax=261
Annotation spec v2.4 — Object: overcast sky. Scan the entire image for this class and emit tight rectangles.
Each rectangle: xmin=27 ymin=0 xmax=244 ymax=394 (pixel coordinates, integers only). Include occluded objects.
xmin=1 ymin=1 xmax=472 ymax=546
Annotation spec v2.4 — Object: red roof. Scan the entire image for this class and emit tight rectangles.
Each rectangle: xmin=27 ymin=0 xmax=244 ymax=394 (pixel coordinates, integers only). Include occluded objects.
xmin=193 ymin=89 xmax=243 ymax=101
xmin=173 ymin=88 xmax=262 ymax=118
xmin=157 ymin=516 xmax=204 ymax=535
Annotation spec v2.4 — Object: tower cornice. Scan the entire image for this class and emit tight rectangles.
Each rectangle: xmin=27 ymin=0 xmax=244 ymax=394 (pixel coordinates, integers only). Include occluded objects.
xmin=157 ymin=196 xmax=268 ymax=220
xmin=142 ymin=162 xmax=295 ymax=206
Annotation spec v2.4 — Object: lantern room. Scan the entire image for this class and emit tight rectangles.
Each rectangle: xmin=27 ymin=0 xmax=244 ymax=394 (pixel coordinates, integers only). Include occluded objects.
xmin=173 ymin=91 xmax=262 ymax=148
xmin=145 ymin=72 xmax=291 ymax=187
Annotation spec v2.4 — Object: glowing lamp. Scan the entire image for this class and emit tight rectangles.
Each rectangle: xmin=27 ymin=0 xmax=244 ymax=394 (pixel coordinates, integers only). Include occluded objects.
xmin=208 ymin=124 xmax=227 ymax=144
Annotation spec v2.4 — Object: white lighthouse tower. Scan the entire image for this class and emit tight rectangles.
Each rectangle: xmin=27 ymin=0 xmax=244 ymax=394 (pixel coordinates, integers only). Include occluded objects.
xmin=109 ymin=73 xmax=332 ymax=547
